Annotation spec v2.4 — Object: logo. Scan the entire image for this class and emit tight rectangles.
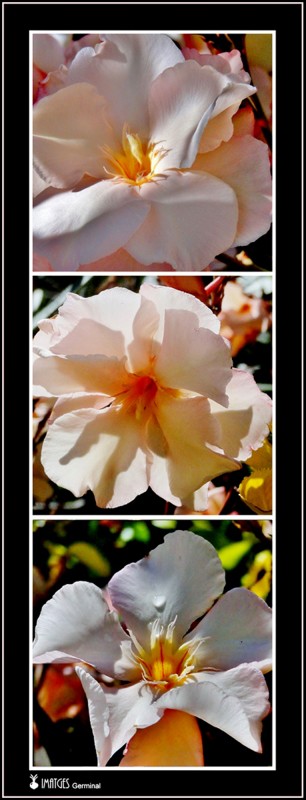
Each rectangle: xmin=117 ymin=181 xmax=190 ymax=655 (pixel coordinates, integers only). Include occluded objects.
xmin=29 ymin=774 xmax=39 ymax=790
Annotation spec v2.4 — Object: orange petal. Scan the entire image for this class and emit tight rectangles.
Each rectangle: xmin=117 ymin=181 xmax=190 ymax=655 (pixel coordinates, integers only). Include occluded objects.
xmin=119 ymin=709 xmax=204 ymax=767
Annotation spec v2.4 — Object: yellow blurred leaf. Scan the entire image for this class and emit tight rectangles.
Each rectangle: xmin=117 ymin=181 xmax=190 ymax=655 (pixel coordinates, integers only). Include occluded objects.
xmin=68 ymin=542 xmax=110 ymax=577
xmin=218 ymin=538 xmax=255 ymax=570
xmin=242 ymin=550 xmax=272 ymax=599
xmin=239 ymin=469 xmax=272 ymax=513
xmin=245 ymin=34 xmax=272 ymax=71
xmin=246 ymin=439 xmax=272 ymax=471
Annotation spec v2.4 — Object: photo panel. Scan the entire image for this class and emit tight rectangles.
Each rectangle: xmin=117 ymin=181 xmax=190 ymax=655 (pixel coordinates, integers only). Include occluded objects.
xmin=32 ymin=517 xmax=273 ymax=769
xmin=33 ymin=273 xmax=273 ymax=517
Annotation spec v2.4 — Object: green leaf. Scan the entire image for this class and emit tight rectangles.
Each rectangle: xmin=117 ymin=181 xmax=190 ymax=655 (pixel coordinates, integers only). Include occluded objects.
xmin=133 ymin=522 xmax=150 ymax=542
xmin=218 ymin=539 xmax=254 ymax=570
xmin=68 ymin=542 xmax=110 ymax=577
xmin=151 ymin=520 xmax=177 ymax=530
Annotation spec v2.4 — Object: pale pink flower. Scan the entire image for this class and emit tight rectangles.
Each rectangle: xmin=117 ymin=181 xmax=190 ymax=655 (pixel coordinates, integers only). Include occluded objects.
xmin=33 ymin=531 xmax=272 ymax=765
xmin=33 ymin=284 xmax=272 ymax=510
xmin=33 ymin=33 xmax=272 ymax=271
xmin=219 ymin=280 xmax=271 ymax=356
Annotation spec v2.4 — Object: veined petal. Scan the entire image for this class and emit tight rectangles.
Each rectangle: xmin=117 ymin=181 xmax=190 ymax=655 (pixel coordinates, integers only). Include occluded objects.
xmin=125 ymin=170 xmax=238 ymax=271
xmin=157 ymin=663 xmax=270 ymax=752
xmin=209 ymin=368 xmax=272 ymax=460
xmin=120 ymin=709 xmax=204 ymax=766
xmin=41 ymin=406 xmax=148 ymax=508
xmin=154 ymin=392 xmax=241 ymax=500
xmin=190 ymin=587 xmax=272 ymax=673
xmin=33 ymin=180 xmax=150 ymax=271
xmin=153 ymin=307 xmax=232 ymax=405
xmin=33 ymin=352 xmax=131 ymax=397
xmin=66 ymin=35 xmax=184 ymax=139
xmin=148 ymin=61 xmax=237 ymax=169
xmin=195 ymin=135 xmax=272 ymax=245
xmin=108 ymin=531 xmax=225 ymax=649
xmin=33 ymin=83 xmax=114 ymax=188
xmin=33 ymin=581 xmax=130 ymax=675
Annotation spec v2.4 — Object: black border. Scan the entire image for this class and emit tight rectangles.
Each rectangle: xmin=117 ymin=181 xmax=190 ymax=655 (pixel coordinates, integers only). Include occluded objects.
xmin=3 ymin=2 xmax=303 ymax=798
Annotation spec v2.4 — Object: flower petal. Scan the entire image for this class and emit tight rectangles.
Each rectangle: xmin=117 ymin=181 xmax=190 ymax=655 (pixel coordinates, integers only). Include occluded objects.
xmin=153 ymin=392 xmax=241 ymax=500
xmin=75 ymin=668 xmax=110 ymax=763
xmin=125 ymin=170 xmax=238 ymax=270
xmin=41 ymin=406 xmax=148 ymax=508
xmin=33 ymin=83 xmax=114 ymax=188
xmin=191 ymin=587 xmax=272 ymax=672
xmin=149 ymin=61 xmax=236 ymax=168
xmin=102 ymin=682 xmax=161 ymax=765
xmin=209 ymin=368 xmax=272 ymax=460
xmin=120 ymin=709 xmax=204 ymax=766
xmin=33 ymin=352 xmax=130 ymax=397
xmin=157 ymin=663 xmax=270 ymax=752
xmin=33 ymin=581 xmax=130 ymax=675
xmin=33 ymin=33 xmax=65 ymax=74
xmin=108 ymin=531 xmax=225 ymax=649
xmin=66 ymin=35 xmax=184 ymax=138
xmin=34 ymin=287 xmax=151 ymax=363
xmin=196 ymin=135 xmax=272 ymax=245
xmin=140 ymin=282 xmax=221 ymax=334
xmin=153 ymin=308 xmax=232 ymax=405
xmin=33 ymin=180 xmax=150 ymax=271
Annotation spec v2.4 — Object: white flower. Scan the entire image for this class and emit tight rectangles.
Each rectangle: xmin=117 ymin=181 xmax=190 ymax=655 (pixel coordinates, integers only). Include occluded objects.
xmin=33 ymin=33 xmax=272 ymax=271
xmin=33 ymin=284 xmax=272 ymax=510
xmin=33 ymin=531 xmax=272 ymax=765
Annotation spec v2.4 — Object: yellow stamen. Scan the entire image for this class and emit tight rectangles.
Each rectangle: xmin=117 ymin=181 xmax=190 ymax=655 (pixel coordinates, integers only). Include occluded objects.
xmin=101 ymin=123 xmax=168 ymax=185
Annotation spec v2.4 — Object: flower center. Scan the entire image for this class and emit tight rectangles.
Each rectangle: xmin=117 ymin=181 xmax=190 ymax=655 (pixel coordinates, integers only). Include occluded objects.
xmin=130 ymin=619 xmax=204 ymax=691
xmin=115 ymin=374 xmax=158 ymax=421
xmin=102 ymin=123 xmax=167 ymax=185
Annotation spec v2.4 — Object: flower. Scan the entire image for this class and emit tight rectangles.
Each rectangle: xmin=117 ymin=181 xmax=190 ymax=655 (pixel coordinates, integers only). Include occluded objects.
xmin=33 ymin=531 xmax=272 ymax=766
xmin=219 ymin=280 xmax=271 ymax=356
xmin=33 ymin=284 xmax=272 ymax=510
xmin=33 ymin=33 xmax=272 ymax=271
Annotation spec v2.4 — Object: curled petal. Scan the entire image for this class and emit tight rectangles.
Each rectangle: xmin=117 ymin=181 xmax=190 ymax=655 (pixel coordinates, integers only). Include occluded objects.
xmin=149 ymin=61 xmax=238 ymax=168
xmin=153 ymin=308 xmax=232 ymax=405
xmin=153 ymin=392 xmax=240 ymax=501
xmin=108 ymin=531 xmax=225 ymax=649
xmin=33 ymin=581 xmax=131 ymax=676
xmin=158 ymin=663 xmax=270 ymax=752
xmin=195 ymin=135 xmax=272 ymax=245
xmin=209 ymin=368 xmax=272 ymax=460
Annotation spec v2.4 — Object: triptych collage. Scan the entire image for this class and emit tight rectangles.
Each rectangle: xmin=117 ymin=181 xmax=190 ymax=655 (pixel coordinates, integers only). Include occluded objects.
xmin=30 ymin=28 xmax=277 ymax=787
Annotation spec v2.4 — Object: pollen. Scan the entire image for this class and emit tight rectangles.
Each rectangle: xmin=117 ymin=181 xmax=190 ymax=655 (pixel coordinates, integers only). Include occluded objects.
xmin=101 ymin=123 xmax=168 ymax=185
